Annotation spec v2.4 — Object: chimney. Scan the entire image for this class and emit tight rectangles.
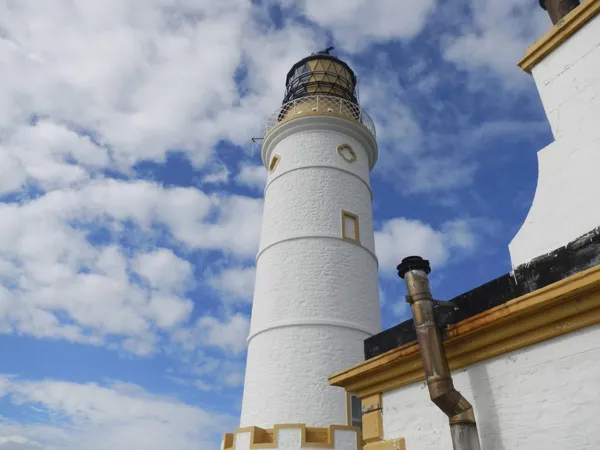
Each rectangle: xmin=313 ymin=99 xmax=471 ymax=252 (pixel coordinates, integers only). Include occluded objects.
xmin=539 ymin=0 xmax=581 ymax=25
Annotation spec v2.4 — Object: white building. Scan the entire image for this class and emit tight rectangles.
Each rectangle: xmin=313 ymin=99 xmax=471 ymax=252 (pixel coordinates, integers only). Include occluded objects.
xmin=222 ymin=50 xmax=381 ymax=450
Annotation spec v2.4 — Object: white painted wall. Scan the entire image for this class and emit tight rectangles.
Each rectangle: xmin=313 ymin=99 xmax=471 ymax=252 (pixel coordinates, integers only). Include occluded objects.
xmin=241 ymin=325 xmax=369 ymax=428
xmin=510 ymin=13 xmax=600 ymax=267
xmin=533 ymin=14 xmax=600 ymax=141
xmin=224 ymin=427 xmax=358 ymax=450
xmin=240 ymin=116 xmax=381 ymax=430
xmin=381 ymin=323 xmax=600 ymax=449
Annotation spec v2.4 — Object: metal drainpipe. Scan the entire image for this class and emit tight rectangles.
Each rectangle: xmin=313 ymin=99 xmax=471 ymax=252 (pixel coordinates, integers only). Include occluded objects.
xmin=539 ymin=0 xmax=580 ymax=25
xmin=397 ymin=256 xmax=481 ymax=450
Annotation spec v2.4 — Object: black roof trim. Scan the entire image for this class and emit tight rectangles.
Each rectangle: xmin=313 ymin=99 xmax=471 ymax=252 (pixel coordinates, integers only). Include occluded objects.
xmin=364 ymin=226 xmax=600 ymax=360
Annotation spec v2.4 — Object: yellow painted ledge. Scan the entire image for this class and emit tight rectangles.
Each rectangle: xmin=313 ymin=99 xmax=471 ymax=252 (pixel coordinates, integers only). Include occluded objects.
xmin=222 ymin=424 xmax=361 ymax=450
xmin=364 ymin=439 xmax=406 ymax=450
xmin=329 ymin=263 xmax=600 ymax=398
xmin=519 ymin=0 xmax=600 ymax=73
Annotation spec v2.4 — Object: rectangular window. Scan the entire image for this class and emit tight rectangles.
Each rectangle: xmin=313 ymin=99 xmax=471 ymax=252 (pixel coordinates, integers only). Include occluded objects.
xmin=347 ymin=394 xmax=362 ymax=429
xmin=341 ymin=211 xmax=360 ymax=243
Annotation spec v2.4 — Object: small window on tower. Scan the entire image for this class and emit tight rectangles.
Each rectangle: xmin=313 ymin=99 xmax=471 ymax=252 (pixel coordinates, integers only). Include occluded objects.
xmin=341 ymin=211 xmax=360 ymax=243
xmin=347 ymin=394 xmax=362 ymax=430
xmin=337 ymin=144 xmax=357 ymax=163
xmin=269 ymin=154 xmax=281 ymax=173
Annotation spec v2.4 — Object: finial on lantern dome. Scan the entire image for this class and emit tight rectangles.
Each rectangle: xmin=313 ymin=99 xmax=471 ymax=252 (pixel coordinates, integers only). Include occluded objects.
xmin=315 ymin=46 xmax=335 ymax=55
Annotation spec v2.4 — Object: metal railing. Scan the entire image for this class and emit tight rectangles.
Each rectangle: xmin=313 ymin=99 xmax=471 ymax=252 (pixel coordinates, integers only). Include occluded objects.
xmin=264 ymin=95 xmax=376 ymax=138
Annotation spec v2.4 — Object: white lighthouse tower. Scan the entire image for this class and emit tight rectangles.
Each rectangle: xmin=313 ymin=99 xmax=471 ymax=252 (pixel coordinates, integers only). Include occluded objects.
xmin=222 ymin=49 xmax=381 ymax=450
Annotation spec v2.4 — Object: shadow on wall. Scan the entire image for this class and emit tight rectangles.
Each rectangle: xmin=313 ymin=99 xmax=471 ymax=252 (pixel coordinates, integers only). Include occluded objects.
xmin=468 ymin=364 xmax=506 ymax=450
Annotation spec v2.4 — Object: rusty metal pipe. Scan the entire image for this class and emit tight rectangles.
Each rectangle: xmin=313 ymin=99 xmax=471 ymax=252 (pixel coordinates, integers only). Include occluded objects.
xmin=397 ymin=256 xmax=481 ymax=450
xmin=539 ymin=0 xmax=580 ymax=25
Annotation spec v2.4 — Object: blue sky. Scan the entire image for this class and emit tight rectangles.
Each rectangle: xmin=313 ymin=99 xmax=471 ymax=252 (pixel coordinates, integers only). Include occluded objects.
xmin=0 ymin=0 xmax=554 ymax=449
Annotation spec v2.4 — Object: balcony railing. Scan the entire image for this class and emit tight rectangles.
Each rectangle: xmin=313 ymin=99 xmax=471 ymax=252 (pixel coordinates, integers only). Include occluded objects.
xmin=264 ymin=95 xmax=376 ymax=138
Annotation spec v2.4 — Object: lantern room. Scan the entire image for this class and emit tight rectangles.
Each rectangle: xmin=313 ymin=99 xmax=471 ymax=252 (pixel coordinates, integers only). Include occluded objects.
xmin=268 ymin=48 xmax=374 ymax=134
xmin=282 ymin=47 xmax=358 ymax=105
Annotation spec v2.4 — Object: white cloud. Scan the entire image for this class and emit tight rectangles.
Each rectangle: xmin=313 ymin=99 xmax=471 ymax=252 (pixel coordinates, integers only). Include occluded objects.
xmin=133 ymin=249 xmax=194 ymax=293
xmin=0 ymin=376 xmax=236 ymax=450
xmin=0 ymin=120 xmax=108 ymax=195
xmin=391 ymin=300 xmax=412 ymax=320
xmin=375 ymin=218 xmax=478 ymax=275
xmin=0 ymin=0 xmax=326 ymax=183
xmin=359 ymin=72 xmax=423 ymax=157
xmin=167 ymin=355 xmax=246 ymax=392
xmin=201 ymin=164 xmax=230 ymax=186
xmin=287 ymin=0 xmax=437 ymax=52
xmin=0 ymin=179 xmax=263 ymax=354
xmin=196 ymin=314 xmax=250 ymax=355
xmin=235 ymin=164 xmax=266 ymax=192
xmin=175 ymin=314 xmax=250 ymax=355
xmin=208 ymin=266 xmax=256 ymax=304
xmin=441 ymin=0 xmax=549 ymax=87
xmin=0 ymin=435 xmax=43 ymax=449
xmin=1 ymin=0 xmax=247 ymax=169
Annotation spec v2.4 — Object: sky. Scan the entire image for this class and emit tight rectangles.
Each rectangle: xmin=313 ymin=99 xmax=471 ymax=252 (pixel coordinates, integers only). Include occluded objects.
xmin=0 ymin=0 xmax=555 ymax=449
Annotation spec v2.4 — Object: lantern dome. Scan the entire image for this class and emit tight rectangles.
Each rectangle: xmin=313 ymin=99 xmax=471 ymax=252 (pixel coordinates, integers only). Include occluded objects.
xmin=282 ymin=47 xmax=358 ymax=105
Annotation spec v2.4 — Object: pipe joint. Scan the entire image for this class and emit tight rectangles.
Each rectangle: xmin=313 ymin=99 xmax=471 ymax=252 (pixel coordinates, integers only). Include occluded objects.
xmin=450 ymin=407 xmax=477 ymax=425
xmin=405 ymin=292 xmax=434 ymax=304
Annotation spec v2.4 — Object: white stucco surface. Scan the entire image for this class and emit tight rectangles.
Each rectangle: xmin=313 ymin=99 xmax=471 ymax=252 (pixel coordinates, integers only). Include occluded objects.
xmin=240 ymin=116 xmax=380 ymax=431
xmin=381 ymin=324 xmax=600 ymax=449
xmin=509 ymin=133 xmax=600 ymax=266
xmin=510 ymin=13 xmax=600 ymax=267
xmin=241 ymin=325 xmax=368 ymax=428
xmin=532 ymin=13 xmax=600 ymax=141
xmin=225 ymin=427 xmax=358 ymax=450
xmin=250 ymin=239 xmax=380 ymax=338
xmin=260 ymin=167 xmax=375 ymax=253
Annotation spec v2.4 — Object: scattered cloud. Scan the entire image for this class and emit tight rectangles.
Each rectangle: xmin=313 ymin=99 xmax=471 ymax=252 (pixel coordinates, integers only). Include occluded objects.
xmin=0 ymin=0 xmax=326 ymax=180
xmin=375 ymin=218 xmax=478 ymax=275
xmin=235 ymin=164 xmax=266 ymax=192
xmin=201 ymin=164 xmax=230 ymax=186
xmin=441 ymin=0 xmax=549 ymax=88
xmin=285 ymin=0 xmax=437 ymax=52
xmin=208 ymin=266 xmax=256 ymax=305
xmin=174 ymin=314 xmax=250 ymax=356
xmin=0 ymin=179 xmax=263 ymax=354
xmin=0 ymin=376 xmax=236 ymax=450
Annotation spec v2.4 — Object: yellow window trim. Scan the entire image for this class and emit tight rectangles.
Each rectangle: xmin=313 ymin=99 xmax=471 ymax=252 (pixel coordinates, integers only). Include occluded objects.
xmin=337 ymin=143 xmax=357 ymax=163
xmin=341 ymin=210 xmax=360 ymax=244
xmin=268 ymin=154 xmax=280 ymax=173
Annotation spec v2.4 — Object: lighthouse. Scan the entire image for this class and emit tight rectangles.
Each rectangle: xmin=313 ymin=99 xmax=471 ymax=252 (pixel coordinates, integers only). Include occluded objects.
xmin=222 ymin=49 xmax=381 ymax=450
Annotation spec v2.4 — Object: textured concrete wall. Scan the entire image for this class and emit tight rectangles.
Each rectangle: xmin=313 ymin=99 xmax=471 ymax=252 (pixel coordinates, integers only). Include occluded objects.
xmin=240 ymin=122 xmax=381 ymax=429
xmin=381 ymin=323 xmax=600 ymax=449
xmin=510 ymin=14 xmax=600 ymax=266
xmin=224 ymin=427 xmax=358 ymax=450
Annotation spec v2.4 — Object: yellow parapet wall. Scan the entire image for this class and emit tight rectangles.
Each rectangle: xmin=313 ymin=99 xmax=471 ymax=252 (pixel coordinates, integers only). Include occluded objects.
xmin=222 ymin=423 xmax=361 ymax=450
xmin=519 ymin=0 xmax=600 ymax=72
xmin=329 ymin=263 xmax=600 ymax=398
